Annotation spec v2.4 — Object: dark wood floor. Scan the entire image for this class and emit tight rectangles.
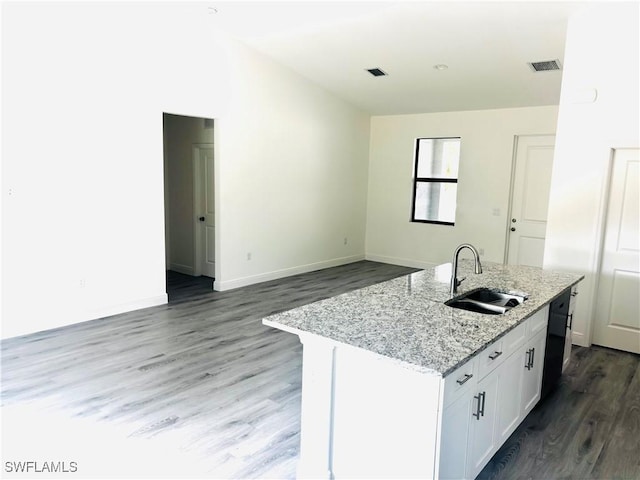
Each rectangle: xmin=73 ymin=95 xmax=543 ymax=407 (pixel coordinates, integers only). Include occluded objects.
xmin=2 ymin=261 xmax=638 ymax=479
xmin=478 ymin=345 xmax=640 ymax=480
xmin=166 ymin=270 xmax=215 ymax=303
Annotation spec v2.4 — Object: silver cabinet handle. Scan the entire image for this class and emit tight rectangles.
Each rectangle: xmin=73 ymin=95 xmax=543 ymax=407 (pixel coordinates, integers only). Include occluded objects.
xmin=530 ymin=347 xmax=535 ymax=368
xmin=525 ymin=347 xmax=536 ymax=370
xmin=489 ymin=351 xmax=503 ymax=360
xmin=473 ymin=393 xmax=482 ymax=419
xmin=456 ymin=373 xmax=473 ymax=385
xmin=472 ymin=391 xmax=486 ymax=420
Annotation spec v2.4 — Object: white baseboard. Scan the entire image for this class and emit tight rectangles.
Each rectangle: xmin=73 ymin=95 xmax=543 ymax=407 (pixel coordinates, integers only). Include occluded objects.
xmin=570 ymin=330 xmax=589 ymax=347
xmin=85 ymin=294 xmax=168 ymax=323
xmin=214 ymin=255 xmax=366 ymax=291
xmin=169 ymin=263 xmax=194 ymax=276
xmin=1 ymin=294 xmax=169 ymax=340
xmin=364 ymin=253 xmax=437 ymax=270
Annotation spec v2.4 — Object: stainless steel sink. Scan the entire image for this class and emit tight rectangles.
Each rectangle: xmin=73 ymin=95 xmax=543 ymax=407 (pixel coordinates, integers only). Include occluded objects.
xmin=445 ymin=288 xmax=527 ymax=315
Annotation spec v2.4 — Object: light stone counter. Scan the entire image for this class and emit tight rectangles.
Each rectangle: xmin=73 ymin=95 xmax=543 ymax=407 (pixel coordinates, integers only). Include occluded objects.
xmin=263 ymin=260 xmax=583 ymax=377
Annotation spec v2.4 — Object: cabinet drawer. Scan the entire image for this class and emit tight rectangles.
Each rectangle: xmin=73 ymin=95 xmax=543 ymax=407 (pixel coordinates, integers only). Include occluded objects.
xmin=527 ymin=305 xmax=549 ymax=338
xmin=478 ymin=337 xmax=508 ymax=379
xmin=502 ymin=321 xmax=527 ymax=356
xmin=443 ymin=357 xmax=478 ymax=407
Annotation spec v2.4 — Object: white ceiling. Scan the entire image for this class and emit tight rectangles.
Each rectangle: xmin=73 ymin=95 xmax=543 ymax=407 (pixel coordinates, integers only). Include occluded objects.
xmin=209 ymin=1 xmax=591 ymax=115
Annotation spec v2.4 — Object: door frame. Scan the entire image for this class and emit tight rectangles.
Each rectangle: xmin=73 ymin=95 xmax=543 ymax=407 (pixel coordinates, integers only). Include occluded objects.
xmin=586 ymin=147 xmax=616 ymax=347
xmin=193 ymin=143 xmax=214 ymax=277
xmin=503 ymin=135 xmax=518 ymax=263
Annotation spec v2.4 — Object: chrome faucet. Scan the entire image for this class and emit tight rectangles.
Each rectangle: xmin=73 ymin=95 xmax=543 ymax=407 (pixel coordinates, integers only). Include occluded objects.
xmin=450 ymin=243 xmax=483 ymax=296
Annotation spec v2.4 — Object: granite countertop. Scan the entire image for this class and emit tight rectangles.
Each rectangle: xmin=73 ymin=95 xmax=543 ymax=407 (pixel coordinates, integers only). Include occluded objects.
xmin=262 ymin=260 xmax=583 ymax=377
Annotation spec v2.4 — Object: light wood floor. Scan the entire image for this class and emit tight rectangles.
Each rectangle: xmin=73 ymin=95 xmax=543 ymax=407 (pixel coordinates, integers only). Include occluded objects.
xmin=2 ymin=261 xmax=638 ymax=479
xmin=1 ymin=261 xmax=418 ymax=479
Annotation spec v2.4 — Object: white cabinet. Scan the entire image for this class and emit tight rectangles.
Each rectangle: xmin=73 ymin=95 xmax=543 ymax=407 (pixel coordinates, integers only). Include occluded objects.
xmin=521 ymin=328 xmax=547 ymax=416
xmin=440 ymin=357 xmax=478 ymax=479
xmin=439 ymin=305 xmax=550 ymax=480
xmin=440 ymin=391 xmax=473 ymax=479
xmin=466 ymin=370 xmax=499 ymax=478
xmin=287 ymin=302 xmax=558 ymax=480
xmin=522 ymin=307 xmax=548 ymax=415
xmin=441 ymin=366 xmax=500 ymax=480
xmin=495 ymin=347 xmax=524 ymax=444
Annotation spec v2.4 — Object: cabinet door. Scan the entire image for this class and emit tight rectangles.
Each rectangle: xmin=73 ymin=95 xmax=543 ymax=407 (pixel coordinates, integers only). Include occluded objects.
xmin=466 ymin=372 xmax=499 ymax=479
xmin=521 ymin=330 xmax=547 ymax=416
xmin=439 ymin=392 xmax=473 ymax=479
xmin=495 ymin=349 xmax=524 ymax=444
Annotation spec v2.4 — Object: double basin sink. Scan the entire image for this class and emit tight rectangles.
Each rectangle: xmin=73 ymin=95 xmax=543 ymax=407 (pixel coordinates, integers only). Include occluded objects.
xmin=445 ymin=288 xmax=527 ymax=315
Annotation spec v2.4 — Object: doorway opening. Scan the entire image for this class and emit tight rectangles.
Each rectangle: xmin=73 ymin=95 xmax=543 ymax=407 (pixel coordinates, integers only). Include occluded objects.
xmin=163 ymin=113 xmax=216 ymax=302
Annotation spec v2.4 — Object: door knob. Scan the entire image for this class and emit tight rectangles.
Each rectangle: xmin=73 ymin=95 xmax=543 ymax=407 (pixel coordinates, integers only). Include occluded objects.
xmin=510 ymin=227 xmax=516 ymax=232
xmin=199 ymin=216 xmax=205 ymax=222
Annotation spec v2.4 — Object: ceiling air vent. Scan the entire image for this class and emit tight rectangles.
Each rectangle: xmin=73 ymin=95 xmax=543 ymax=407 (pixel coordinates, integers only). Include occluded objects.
xmin=529 ymin=59 xmax=562 ymax=72
xmin=366 ymin=68 xmax=387 ymax=77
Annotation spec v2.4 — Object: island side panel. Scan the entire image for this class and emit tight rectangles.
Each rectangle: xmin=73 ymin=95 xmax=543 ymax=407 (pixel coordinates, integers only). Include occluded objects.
xmin=295 ymin=333 xmax=444 ymax=479
xmin=330 ymin=344 xmax=444 ymax=479
xmin=297 ymin=335 xmax=337 ymax=480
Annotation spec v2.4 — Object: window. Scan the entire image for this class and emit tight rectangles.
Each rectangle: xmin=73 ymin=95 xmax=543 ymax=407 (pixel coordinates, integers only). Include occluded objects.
xmin=411 ymin=137 xmax=461 ymax=225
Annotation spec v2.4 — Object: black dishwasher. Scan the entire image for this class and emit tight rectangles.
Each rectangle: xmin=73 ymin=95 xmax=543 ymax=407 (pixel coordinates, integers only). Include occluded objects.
xmin=541 ymin=288 xmax=570 ymax=400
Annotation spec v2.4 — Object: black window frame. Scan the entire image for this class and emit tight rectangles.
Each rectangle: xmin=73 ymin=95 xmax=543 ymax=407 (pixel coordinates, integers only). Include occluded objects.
xmin=410 ymin=137 xmax=460 ymax=226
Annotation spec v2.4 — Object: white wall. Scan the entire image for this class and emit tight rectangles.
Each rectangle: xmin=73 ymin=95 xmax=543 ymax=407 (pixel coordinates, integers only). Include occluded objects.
xmin=366 ymin=106 xmax=559 ymax=268
xmin=163 ymin=113 xmax=214 ymax=275
xmin=1 ymin=3 xmax=370 ymax=338
xmin=544 ymin=3 xmax=639 ymax=346
xmin=216 ymin=40 xmax=370 ymax=290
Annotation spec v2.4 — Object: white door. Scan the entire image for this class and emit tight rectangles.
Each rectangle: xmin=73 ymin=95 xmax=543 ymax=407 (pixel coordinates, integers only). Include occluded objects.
xmin=507 ymin=135 xmax=556 ymax=267
xmin=593 ymin=148 xmax=640 ymax=354
xmin=194 ymin=144 xmax=215 ymax=278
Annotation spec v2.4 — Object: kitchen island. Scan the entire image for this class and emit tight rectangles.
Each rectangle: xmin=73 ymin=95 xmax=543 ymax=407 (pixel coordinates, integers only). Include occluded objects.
xmin=263 ymin=260 xmax=583 ymax=479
